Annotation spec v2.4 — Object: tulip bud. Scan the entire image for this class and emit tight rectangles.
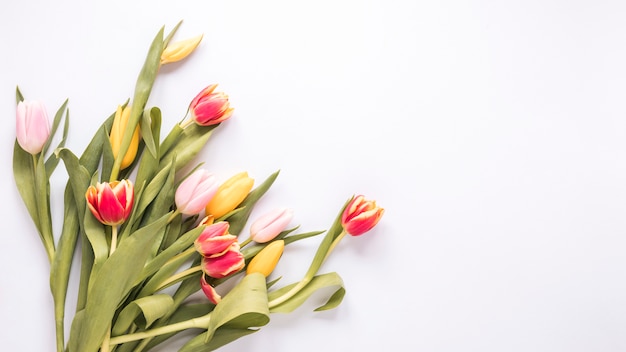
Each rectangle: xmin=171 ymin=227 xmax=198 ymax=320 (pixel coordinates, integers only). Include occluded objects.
xmin=201 ymin=242 xmax=245 ymax=279
xmin=205 ymin=172 xmax=254 ymax=219
xmin=250 ymin=208 xmax=293 ymax=243
xmin=246 ymin=240 xmax=285 ymax=277
xmin=341 ymin=195 xmax=384 ymax=236
xmin=189 ymin=84 xmax=234 ymax=126
xmin=200 ymin=274 xmax=221 ymax=305
xmin=109 ymin=105 xmax=140 ymax=169
xmin=85 ymin=179 xmax=134 ymax=226
xmin=161 ymin=34 xmax=203 ymax=65
xmin=15 ymin=100 xmax=50 ymax=155
xmin=175 ymin=169 xmax=219 ymax=215
xmin=194 ymin=221 xmax=238 ymax=258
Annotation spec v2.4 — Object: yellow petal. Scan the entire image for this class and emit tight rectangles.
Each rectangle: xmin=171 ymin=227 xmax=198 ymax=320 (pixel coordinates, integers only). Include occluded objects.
xmin=160 ymin=34 xmax=203 ymax=64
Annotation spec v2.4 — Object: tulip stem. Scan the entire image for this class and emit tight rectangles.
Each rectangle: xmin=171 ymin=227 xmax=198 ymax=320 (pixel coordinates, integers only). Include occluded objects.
xmin=167 ymin=209 xmax=181 ymax=223
xmin=155 ymin=265 xmax=202 ymax=292
xmin=109 ymin=312 xmax=212 ymax=346
xmin=239 ymin=237 xmax=252 ymax=248
xmin=110 ymin=226 xmax=118 ymax=256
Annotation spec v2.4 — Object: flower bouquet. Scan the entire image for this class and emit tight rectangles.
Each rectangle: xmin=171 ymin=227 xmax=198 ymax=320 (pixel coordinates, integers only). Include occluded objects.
xmin=13 ymin=21 xmax=384 ymax=352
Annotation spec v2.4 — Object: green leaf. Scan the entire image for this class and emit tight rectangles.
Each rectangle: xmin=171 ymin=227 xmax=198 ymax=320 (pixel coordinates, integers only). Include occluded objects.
xmin=142 ymin=303 xmax=214 ymax=351
xmin=16 ymin=86 xmax=24 ymax=103
xmin=13 ymin=141 xmax=41 ymax=237
xmin=112 ymin=294 xmax=174 ymax=336
xmin=179 ymin=273 xmax=270 ymax=351
xmin=226 ymin=170 xmax=280 ymax=236
xmin=159 ymin=123 xmax=217 ymax=172
xmin=178 ymin=328 xmax=259 ymax=352
xmin=49 ymin=184 xmax=80 ymax=352
xmin=67 ymin=212 xmax=172 ymax=352
xmin=110 ymin=26 xmax=164 ymax=180
xmin=268 ymin=272 xmax=345 ymax=313
xmin=44 ymin=99 xmax=69 ymax=176
xmin=137 ymin=225 xmax=201 ymax=286
xmin=141 ymin=107 xmax=160 ymax=160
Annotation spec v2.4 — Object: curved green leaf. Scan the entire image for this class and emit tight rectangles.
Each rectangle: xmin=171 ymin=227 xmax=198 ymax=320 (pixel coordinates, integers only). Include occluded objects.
xmin=268 ymin=272 xmax=345 ymax=313
xmin=112 ymin=294 xmax=174 ymax=336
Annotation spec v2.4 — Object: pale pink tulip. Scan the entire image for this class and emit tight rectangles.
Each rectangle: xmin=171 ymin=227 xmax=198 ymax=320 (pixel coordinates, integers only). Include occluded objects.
xmin=16 ymin=100 xmax=50 ymax=154
xmin=249 ymin=208 xmax=294 ymax=243
xmin=175 ymin=169 xmax=219 ymax=215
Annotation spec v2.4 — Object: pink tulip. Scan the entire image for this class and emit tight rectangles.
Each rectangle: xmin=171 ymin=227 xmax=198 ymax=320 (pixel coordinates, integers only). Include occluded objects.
xmin=85 ymin=180 xmax=134 ymax=226
xmin=194 ymin=221 xmax=238 ymax=258
xmin=249 ymin=208 xmax=294 ymax=243
xmin=16 ymin=100 xmax=50 ymax=154
xmin=189 ymin=84 xmax=234 ymax=126
xmin=175 ymin=169 xmax=219 ymax=215
xmin=200 ymin=275 xmax=221 ymax=305
xmin=341 ymin=195 xmax=384 ymax=236
xmin=201 ymin=242 xmax=245 ymax=279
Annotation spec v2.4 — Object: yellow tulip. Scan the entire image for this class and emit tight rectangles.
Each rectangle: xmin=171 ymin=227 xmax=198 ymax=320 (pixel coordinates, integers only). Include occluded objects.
xmin=246 ymin=240 xmax=285 ymax=277
xmin=160 ymin=34 xmax=203 ymax=65
xmin=109 ymin=105 xmax=140 ymax=169
xmin=205 ymin=172 xmax=254 ymax=219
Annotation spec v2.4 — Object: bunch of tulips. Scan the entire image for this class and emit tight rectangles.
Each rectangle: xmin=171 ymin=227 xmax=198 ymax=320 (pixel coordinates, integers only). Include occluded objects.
xmin=13 ymin=21 xmax=384 ymax=352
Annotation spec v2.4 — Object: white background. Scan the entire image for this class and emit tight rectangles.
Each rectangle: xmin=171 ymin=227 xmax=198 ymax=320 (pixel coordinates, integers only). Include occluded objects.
xmin=2 ymin=0 xmax=626 ymax=351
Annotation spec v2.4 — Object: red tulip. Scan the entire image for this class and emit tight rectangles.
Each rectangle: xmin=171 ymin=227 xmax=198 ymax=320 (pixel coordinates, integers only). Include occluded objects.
xmin=85 ymin=180 xmax=134 ymax=226
xmin=189 ymin=84 xmax=234 ymax=126
xmin=201 ymin=242 xmax=244 ymax=279
xmin=200 ymin=274 xmax=221 ymax=305
xmin=341 ymin=195 xmax=384 ymax=236
xmin=193 ymin=221 xmax=237 ymax=258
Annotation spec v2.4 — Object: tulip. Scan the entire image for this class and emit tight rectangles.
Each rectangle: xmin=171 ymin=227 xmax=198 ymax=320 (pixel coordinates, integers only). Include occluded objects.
xmin=194 ymin=221 xmax=238 ymax=258
xmin=175 ymin=169 xmax=219 ymax=215
xmin=201 ymin=242 xmax=245 ymax=279
xmin=109 ymin=105 xmax=140 ymax=170
xmin=249 ymin=208 xmax=293 ymax=243
xmin=161 ymin=34 xmax=203 ymax=65
xmin=189 ymin=84 xmax=234 ymax=126
xmin=341 ymin=195 xmax=384 ymax=236
xmin=246 ymin=240 xmax=285 ymax=277
xmin=85 ymin=180 xmax=134 ymax=226
xmin=16 ymin=100 xmax=50 ymax=155
xmin=200 ymin=274 xmax=221 ymax=305
xmin=205 ymin=172 xmax=254 ymax=219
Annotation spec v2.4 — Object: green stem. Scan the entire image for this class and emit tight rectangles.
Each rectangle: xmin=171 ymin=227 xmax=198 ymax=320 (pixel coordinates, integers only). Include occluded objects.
xmin=110 ymin=225 xmax=118 ymax=256
xmin=239 ymin=237 xmax=252 ymax=248
xmin=154 ymin=265 xmax=202 ymax=292
xmin=167 ymin=209 xmax=181 ymax=223
xmin=109 ymin=313 xmax=211 ymax=346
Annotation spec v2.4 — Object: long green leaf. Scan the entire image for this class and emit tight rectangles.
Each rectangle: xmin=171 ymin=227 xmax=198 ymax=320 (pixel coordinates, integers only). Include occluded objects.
xmin=179 ymin=273 xmax=270 ymax=351
xmin=49 ymin=184 xmax=80 ymax=352
xmin=68 ymin=212 xmax=172 ymax=352
xmin=110 ymin=27 xmax=164 ymax=180
xmin=268 ymin=272 xmax=345 ymax=313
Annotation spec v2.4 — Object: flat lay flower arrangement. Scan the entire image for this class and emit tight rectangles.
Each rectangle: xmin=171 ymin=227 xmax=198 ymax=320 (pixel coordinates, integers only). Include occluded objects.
xmin=13 ymin=22 xmax=384 ymax=352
